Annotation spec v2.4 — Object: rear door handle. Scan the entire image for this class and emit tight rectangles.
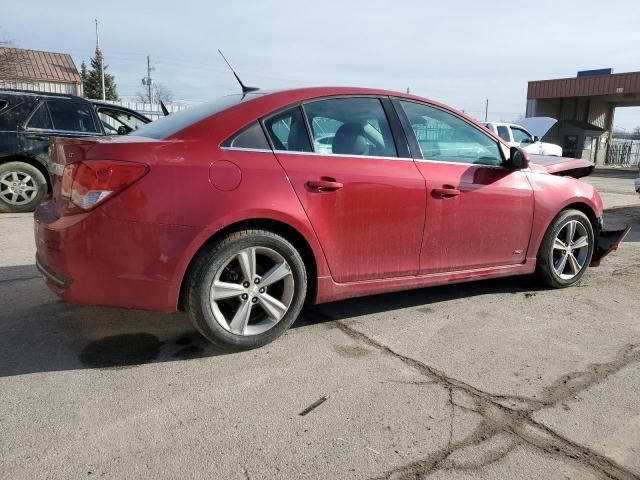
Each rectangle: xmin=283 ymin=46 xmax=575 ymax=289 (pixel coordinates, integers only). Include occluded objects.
xmin=432 ymin=186 xmax=461 ymax=199
xmin=305 ymin=177 xmax=343 ymax=193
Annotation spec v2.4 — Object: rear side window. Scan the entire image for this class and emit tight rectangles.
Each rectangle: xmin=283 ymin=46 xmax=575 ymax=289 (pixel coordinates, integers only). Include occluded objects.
xmin=222 ymin=122 xmax=270 ymax=150
xmin=263 ymin=106 xmax=312 ymax=152
xmin=496 ymin=126 xmax=510 ymax=141
xmin=27 ymin=102 xmax=53 ymax=130
xmin=0 ymin=99 xmax=8 ymax=113
xmin=47 ymin=100 xmax=99 ymax=133
xmin=303 ymin=97 xmax=398 ymax=158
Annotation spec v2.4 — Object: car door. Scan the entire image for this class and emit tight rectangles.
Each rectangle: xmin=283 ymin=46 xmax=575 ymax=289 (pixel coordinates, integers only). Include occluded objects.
xmin=264 ymin=97 xmax=426 ymax=283
xmin=394 ymin=99 xmax=534 ymax=274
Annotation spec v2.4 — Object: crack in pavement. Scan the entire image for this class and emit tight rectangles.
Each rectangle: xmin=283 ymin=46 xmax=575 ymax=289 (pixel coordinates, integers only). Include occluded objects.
xmin=0 ymin=275 xmax=40 ymax=285
xmin=303 ymin=309 xmax=640 ymax=480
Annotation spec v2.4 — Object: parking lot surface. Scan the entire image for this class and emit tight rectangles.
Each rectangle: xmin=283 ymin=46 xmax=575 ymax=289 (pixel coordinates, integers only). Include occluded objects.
xmin=1 ymin=169 xmax=639 ymax=479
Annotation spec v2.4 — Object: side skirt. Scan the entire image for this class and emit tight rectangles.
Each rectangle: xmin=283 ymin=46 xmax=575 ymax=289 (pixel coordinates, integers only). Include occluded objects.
xmin=313 ymin=262 xmax=536 ymax=304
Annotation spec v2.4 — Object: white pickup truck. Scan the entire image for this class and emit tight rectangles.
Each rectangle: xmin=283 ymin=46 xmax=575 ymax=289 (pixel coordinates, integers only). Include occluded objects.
xmin=482 ymin=118 xmax=563 ymax=156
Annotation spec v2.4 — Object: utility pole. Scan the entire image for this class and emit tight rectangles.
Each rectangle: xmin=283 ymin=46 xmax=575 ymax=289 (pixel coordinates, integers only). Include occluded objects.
xmin=95 ymin=19 xmax=106 ymax=101
xmin=484 ymin=99 xmax=489 ymax=122
xmin=142 ymin=56 xmax=154 ymax=104
xmin=147 ymin=56 xmax=153 ymax=104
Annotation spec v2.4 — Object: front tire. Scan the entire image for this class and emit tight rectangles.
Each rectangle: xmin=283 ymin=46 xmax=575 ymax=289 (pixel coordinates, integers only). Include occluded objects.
xmin=186 ymin=230 xmax=307 ymax=350
xmin=535 ymin=209 xmax=594 ymax=288
xmin=0 ymin=161 xmax=48 ymax=213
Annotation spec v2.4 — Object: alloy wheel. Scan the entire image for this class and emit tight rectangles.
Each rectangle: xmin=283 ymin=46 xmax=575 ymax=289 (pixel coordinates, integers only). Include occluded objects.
xmin=552 ymin=220 xmax=590 ymax=280
xmin=0 ymin=171 xmax=38 ymax=206
xmin=209 ymin=246 xmax=295 ymax=336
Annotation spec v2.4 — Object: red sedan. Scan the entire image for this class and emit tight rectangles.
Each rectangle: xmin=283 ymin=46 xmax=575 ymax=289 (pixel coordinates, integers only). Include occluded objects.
xmin=34 ymin=87 xmax=628 ymax=349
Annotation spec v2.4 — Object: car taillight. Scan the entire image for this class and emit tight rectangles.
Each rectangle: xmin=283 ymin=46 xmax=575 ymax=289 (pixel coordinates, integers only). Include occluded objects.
xmin=62 ymin=160 xmax=148 ymax=211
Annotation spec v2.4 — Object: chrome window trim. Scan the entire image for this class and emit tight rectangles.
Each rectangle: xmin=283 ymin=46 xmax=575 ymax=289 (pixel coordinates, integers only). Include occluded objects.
xmin=220 ymin=146 xmax=273 ymax=154
xmin=220 ymin=146 xmax=509 ymax=168
xmin=413 ymin=158 xmax=509 ymax=170
xmin=23 ymin=126 xmax=98 ymax=136
xmin=273 ymin=149 xmax=407 ymax=162
xmin=220 ymin=145 xmax=414 ymax=162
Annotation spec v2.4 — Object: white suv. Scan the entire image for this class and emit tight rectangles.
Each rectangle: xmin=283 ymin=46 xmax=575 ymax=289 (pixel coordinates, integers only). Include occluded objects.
xmin=483 ymin=119 xmax=563 ymax=156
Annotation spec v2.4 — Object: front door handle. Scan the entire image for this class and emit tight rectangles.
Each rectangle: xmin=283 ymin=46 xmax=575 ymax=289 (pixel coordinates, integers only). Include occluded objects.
xmin=432 ymin=186 xmax=461 ymax=199
xmin=305 ymin=177 xmax=343 ymax=193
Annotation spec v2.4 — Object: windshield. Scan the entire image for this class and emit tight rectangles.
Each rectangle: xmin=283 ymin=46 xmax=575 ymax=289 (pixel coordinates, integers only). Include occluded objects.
xmin=132 ymin=94 xmax=254 ymax=139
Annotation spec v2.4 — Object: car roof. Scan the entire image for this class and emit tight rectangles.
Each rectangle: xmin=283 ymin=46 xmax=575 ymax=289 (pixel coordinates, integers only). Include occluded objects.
xmin=154 ymin=86 xmax=508 ymax=148
xmin=0 ymin=88 xmax=84 ymax=101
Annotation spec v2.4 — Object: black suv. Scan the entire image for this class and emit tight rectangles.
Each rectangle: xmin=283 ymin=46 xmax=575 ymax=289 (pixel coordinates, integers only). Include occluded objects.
xmin=0 ymin=89 xmax=151 ymax=213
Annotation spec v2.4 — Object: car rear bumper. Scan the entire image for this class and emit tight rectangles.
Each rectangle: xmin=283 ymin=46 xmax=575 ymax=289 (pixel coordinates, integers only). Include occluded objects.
xmin=590 ymin=225 xmax=630 ymax=267
xmin=34 ymin=198 xmax=201 ymax=312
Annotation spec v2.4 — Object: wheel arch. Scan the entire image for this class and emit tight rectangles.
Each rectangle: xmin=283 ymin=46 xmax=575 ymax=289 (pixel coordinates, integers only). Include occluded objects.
xmin=0 ymin=155 xmax=51 ymax=191
xmin=562 ymin=201 xmax=599 ymax=233
xmin=177 ymin=218 xmax=319 ymax=310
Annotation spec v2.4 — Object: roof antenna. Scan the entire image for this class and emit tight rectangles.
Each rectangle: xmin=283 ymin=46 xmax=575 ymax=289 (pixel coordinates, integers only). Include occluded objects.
xmin=217 ymin=49 xmax=259 ymax=94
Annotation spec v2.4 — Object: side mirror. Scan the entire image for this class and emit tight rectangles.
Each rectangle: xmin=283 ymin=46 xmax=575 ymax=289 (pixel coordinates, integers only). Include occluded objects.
xmin=533 ymin=135 xmax=540 ymax=143
xmin=509 ymin=146 xmax=530 ymax=170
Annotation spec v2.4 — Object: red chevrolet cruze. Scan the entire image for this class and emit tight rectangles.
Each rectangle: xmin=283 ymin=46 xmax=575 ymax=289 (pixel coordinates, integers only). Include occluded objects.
xmin=34 ymin=87 xmax=627 ymax=349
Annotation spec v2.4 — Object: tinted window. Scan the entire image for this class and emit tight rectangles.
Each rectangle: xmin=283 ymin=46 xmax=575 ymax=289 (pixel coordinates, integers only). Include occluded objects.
xmin=223 ymin=122 xmax=270 ymax=149
xmin=0 ymin=99 xmax=7 ymax=112
xmin=399 ymin=101 xmax=502 ymax=166
xmin=303 ymin=97 xmax=397 ymax=158
xmin=27 ymin=102 xmax=53 ymax=130
xmin=263 ymin=106 xmax=311 ymax=152
xmin=497 ymin=126 xmax=510 ymax=141
xmin=47 ymin=100 xmax=99 ymax=133
xmin=133 ymin=95 xmax=248 ymax=140
xmin=511 ymin=126 xmax=532 ymax=144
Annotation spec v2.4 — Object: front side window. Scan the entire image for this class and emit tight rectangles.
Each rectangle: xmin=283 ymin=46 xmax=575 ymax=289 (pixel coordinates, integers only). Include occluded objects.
xmin=27 ymin=102 xmax=53 ymax=130
xmin=97 ymin=107 xmax=147 ymax=134
xmin=47 ymin=100 xmax=99 ymax=133
xmin=511 ymin=126 xmax=533 ymax=144
xmin=497 ymin=125 xmax=511 ymax=142
xmin=263 ymin=106 xmax=311 ymax=152
xmin=303 ymin=97 xmax=397 ymax=158
xmin=398 ymin=100 xmax=503 ymax=166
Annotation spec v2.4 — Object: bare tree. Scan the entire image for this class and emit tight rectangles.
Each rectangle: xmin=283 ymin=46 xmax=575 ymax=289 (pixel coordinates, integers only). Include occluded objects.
xmin=136 ymin=82 xmax=173 ymax=104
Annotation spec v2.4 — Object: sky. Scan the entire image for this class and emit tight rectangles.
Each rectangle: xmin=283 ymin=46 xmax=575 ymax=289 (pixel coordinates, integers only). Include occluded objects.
xmin=2 ymin=0 xmax=640 ymax=128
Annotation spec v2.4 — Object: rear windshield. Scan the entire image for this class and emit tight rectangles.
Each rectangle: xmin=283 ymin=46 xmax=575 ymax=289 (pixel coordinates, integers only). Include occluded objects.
xmin=133 ymin=94 xmax=252 ymax=139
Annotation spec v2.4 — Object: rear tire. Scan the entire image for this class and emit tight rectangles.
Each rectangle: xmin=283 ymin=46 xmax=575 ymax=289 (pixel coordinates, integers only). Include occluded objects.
xmin=0 ymin=161 xmax=48 ymax=213
xmin=535 ymin=209 xmax=594 ymax=288
xmin=186 ymin=229 xmax=307 ymax=350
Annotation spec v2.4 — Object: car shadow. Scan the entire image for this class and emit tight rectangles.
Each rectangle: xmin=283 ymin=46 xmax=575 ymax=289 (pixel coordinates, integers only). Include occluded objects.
xmin=0 ymin=263 xmax=542 ymax=378
xmin=590 ymin=168 xmax=638 ymax=180
xmin=603 ymin=205 xmax=640 ymax=243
